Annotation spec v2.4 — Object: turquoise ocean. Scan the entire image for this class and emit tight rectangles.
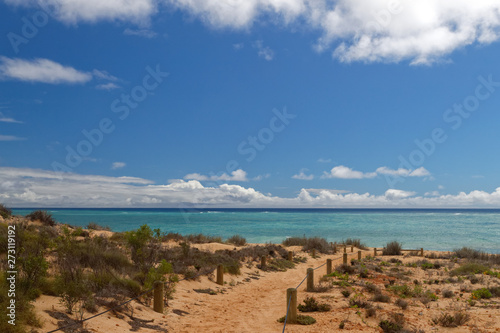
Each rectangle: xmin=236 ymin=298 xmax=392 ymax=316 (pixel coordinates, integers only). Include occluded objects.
xmin=11 ymin=208 xmax=500 ymax=254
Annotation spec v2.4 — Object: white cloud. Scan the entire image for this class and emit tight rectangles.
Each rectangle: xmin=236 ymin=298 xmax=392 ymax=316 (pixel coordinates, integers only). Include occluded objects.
xmin=96 ymin=83 xmax=120 ymax=90
xmin=0 ymin=135 xmax=26 ymax=141
xmin=164 ymin=0 xmax=500 ymax=64
xmin=0 ymin=113 xmax=22 ymax=123
xmin=322 ymin=166 xmax=377 ymax=179
xmin=111 ymin=162 xmax=126 ymax=169
xmin=322 ymin=165 xmax=431 ymax=179
xmin=123 ymin=28 xmax=158 ymax=38
xmin=376 ymin=166 xmax=430 ymax=177
xmin=292 ymin=170 xmax=314 ymax=180
xmin=3 ymin=167 xmax=500 ymax=208
xmin=92 ymin=69 xmax=119 ymax=82
xmin=6 ymin=1 xmax=500 ymax=64
xmin=0 ymin=57 xmax=92 ymax=84
xmin=253 ymin=40 xmax=274 ymax=61
xmin=5 ymin=0 xmax=156 ymax=24
xmin=317 ymin=158 xmax=332 ymax=163
xmin=184 ymin=169 xmax=249 ymax=182
xmin=253 ymin=173 xmax=270 ymax=181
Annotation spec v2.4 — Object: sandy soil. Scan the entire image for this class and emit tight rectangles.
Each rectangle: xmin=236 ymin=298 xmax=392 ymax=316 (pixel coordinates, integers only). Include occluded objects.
xmin=30 ymin=244 xmax=500 ymax=333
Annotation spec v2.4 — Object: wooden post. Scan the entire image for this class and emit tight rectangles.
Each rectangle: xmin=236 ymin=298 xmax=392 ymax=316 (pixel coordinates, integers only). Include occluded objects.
xmin=358 ymin=250 xmax=362 ymax=260
xmin=343 ymin=246 xmax=347 ymax=253
xmin=333 ymin=243 xmax=337 ymax=252
xmin=343 ymin=253 xmax=347 ymax=265
xmin=288 ymin=251 xmax=293 ymax=261
xmin=373 ymin=248 xmax=377 ymax=257
xmin=286 ymin=288 xmax=297 ymax=324
xmin=261 ymin=255 xmax=267 ymax=268
xmin=216 ymin=264 xmax=224 ymax=285
xmin=420 ymin=248 xmax=424 ymax=257
xmin=153 ymin=281 xmax=164 ymax=313
xmin=327 ymin=259 xmax=332 ymax=275
xmin=351 ymin=245 xmax=354 ymax=252
xmin=312 ymin=249 xmax=316 ymax=258
xmin=306 ymin=268 xmax=314 ymax=292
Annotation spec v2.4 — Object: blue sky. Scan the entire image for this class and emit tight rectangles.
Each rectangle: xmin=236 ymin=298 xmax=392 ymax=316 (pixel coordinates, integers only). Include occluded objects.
xmin=1 ymin=0 xmax=500 ymax=208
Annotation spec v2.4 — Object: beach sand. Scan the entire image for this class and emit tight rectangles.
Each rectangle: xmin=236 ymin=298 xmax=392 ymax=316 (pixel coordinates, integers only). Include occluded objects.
xmin=30 ymin=237 xmax=500 ymax=333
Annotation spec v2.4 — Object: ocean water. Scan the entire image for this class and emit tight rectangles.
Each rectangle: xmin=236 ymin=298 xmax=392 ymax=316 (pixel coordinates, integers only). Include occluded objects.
xmin=11 ymin=208 xmax=500 ymax=253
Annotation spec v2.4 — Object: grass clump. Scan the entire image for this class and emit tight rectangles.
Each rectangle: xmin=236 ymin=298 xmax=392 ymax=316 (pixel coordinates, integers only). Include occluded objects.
xmin=26 ymin=210 xmax=57 ymax=226
xmin=87 ymin=222 xmax=111 ymax=231
xmin=0 ymin=203 xmax=12 ymax=219
xmin=379 ymin=313 xmax=405 ymax=333
xmin=277 ymin=314 xmax=316 ymax=325
xmin=343 ymin=238 xmax=368 ymax=250
xmin=282 ymin=236 xmax=331 ymax=254
xmin=432 ymin=312 xmax=470 ymax=327
xmin=297 ymin=296 xmax=331 ymax=312
xmin=450 ymin=262 xmax=490 ymax=276
xmin=395 ymin=298 xmax=408 ymax=310
xmin=226 ymin=234 xmax=246 ymax=246
xmin=383 ymin=241 xmax=402 ymax=256
xmin=442 ymin=289 xmax=454 ymax=298
xmin=372 ymin=293 xmax=391 ymax=303
xmin=471 ymin=288 xmax=492 ymax=300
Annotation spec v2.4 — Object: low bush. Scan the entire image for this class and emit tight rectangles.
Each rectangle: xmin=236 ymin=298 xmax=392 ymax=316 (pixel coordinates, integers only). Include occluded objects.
xmin=297 ymin=296 xmax=331 ymax=312
xmin=0 ymin=203 xmax=12 ymax=219
xmin=26 ymin=210 xmax=57 ymax=226
xmin=383 ymin=241 xmax=402 ymax=256
xmin=432 ymin=312 xmax=470 ymax=327
xmin=442 ymin=289 xmax=454 ymax=298
xmin=343 ymin=238 xmax=369 ymax=250
xmin=227 ymin=235 xmax=246 ymax=246
xmin=379 ymin=313 xmax=405 ymax=333
xmin=471 ymin=288 xmax=492 ymax=300
xmin=372 ymin=293 xmax=391 ymax=303
xmin=277 ymin=314 xmax=316 ymax=325
xmin=450 ymin=262 xmax=490 ymax=276
xmin=395 ymin=298 xmax=408 ymax=310
xmin=87 ymin=222 xmax=111 ymax=231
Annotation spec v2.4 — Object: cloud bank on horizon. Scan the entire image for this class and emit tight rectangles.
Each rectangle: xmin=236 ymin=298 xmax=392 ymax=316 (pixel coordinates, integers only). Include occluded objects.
xmin=1 ymin=167 xmax=500 ymax=208
xmin=5 ymin=0 xmax=500 ymax=64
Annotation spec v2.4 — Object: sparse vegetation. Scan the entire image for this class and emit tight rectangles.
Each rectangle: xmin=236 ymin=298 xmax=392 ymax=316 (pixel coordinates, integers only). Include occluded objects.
xmin=282 ymin=236 xmax=332 ymax=253
xmin=297 ymin=296 xmax=331 ymax=312
xmin=383 ymin=241 xmax=402 ymax=256
xmin=0 ymin=203 xmax=12 ymax=219
xmin=277 ymin=314 xmax=316 ymax=325
xmin=343 ymin=238 xmax=369 ymax=250
xmin=87 ymin=222 xmax=111 ymax=231
xmin=227 ymin=234 xmax=246 ymax=246
xmin=26 ymin=210 xmax=57 ymax=226
xmin=432 ymin=312 xmax=470 ymax=327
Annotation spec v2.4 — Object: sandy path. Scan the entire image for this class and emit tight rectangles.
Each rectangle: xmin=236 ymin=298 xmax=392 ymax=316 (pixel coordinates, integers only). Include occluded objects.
xmin=166 ymin=250 xmax=365 ymax=333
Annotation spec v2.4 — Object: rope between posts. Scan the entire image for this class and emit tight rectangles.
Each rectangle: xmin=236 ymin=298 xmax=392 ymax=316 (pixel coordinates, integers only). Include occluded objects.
xmin=46 ymin=266 xmax=216 ymax=333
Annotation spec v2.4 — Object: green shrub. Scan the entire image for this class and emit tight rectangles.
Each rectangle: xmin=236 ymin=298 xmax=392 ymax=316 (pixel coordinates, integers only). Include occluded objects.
xmin=185 ymin=233 xmax=223 ymax=244
xmin=489 ymin=286 xmax=500 ymax=297
xmin=395 ymin=298 xmax=408 ymax=310
xmin=343 ymin=238 xmax=369 ymax=250
xmin=297 ymin=296 xmax=331 ymax=312
xmin=282 ymin=236 xmax=331 ymax=253
xmin=26 ymin=210 xmax=56 ymax=226
xmin=372 ymin=293 xmax=390 ymax=303
xmin=471 ymin=288 xmax=492 ymax=300
xmin=379 ymin=313 xmax=405 ymax=333
xmin=450 ymin=262 xmax=490 ymax=276
xmin=341 ymin=290 xmax=351 ymax=298
xmin=442 ymin=289 xmax=454 ymax=298
xmin=277 ymin=314 xmax=316 ymax=325
xmin=383 ymin=241 xmax=402 ymax=255
xmin=87 ymin=222 xmax=111 ymax=231
xmin=227 ymin=235 xmax=246 ymax=246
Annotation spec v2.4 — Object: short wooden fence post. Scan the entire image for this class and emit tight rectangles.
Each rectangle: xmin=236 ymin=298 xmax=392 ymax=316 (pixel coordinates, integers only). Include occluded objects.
xmin=420 ymin=248 xmax=424 ymax=257
xmin=306 ymin=268 xmax=314 ymax=292
xmin=351 ymin=245 xmax=354 ymax=252
xmin=343 ymin=246 xmax=347 ymax=253
xmin=373 ymin=248 xmax=377 ymax=257
xmin=312 ymin=249 xmax=316 ymax=257
xmin=153 ymin=281 xmax=164 ymax=313
xmin=261 ymin=255 xmax=267 ymax=268
xmin=286 ymin=288 xmax=297 ymax=323
xmin=216 ymin=264 xmax=224 ymax=285
xmin=358 ymin=250 xmax=362 ymax=260
xmin=288 ymin=251 xmax=293 ymax=261
xmin=326 ymin=259 xmax=332 ymax=275
xmin=343 ymin=253 xmax=347 ymax=265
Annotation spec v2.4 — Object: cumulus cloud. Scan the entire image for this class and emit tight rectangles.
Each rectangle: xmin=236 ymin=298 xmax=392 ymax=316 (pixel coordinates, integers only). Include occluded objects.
xmin=2 ymin=167 xmax=500 ymax=208
xmin=322 ymin=166 xmax=377 ymax=179
xmin=6 ymin=1 xmax=500 ymax=64
xmin=184 ymin=169 xmax=248 ymax=182
xmin=292 ymin=170 xmax=314 ymax=180
xmin=0 ymin=57 xmax=92 ymax=84
xmin=323 ymin=165 xmax=431 ymax=179
xmin=111 ymin=162 xmax=126 ymax=169
xmin=253 ymin=40 xmax=274 ymax=60
xmin=4 ymin=0 xmax=156 ymax=24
